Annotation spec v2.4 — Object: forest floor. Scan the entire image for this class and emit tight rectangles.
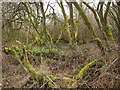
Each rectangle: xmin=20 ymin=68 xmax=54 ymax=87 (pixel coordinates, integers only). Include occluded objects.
xmin=2 ymin=41 xmax=120 ymax=88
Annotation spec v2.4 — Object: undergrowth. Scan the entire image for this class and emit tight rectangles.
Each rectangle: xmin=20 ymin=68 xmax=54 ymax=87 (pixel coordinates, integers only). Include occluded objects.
xmin=3 ymin=44 xmax=104 ymax=88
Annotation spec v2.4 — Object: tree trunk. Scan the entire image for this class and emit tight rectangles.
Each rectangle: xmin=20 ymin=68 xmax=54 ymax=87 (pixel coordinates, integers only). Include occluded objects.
xmin=58 ymin=2 xmax=72 ymax=45
xmin=40 ymin=2 xmax=53 ymax=44
xmin=72 ymin=2 xmax=105 ymax=53
xmin=97 ymin=1 xmax=115 ymax=45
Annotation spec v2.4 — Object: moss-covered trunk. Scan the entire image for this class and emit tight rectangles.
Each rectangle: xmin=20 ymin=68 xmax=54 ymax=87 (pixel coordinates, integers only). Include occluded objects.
xmin=72 ymin=2 xmax=96 ymax=37
xmin=40 ymin=2 xmax=53 ymax=44
xmin=97 ymin=2 xmax=115 ymax=45
xmin=23 ymin=3 xmax=43 ymax=45
xmin=67 ymin=2 xmax=77 ymax=43
xmin=117 ymin=1 xmax=120 ymax=30
xmin=72 ymin=2 xmax=105 ymax=52
xmin=12 ymin=46 xmax=45 ymax=85
xmin=58 ymin=2 xmax=72 ymax=45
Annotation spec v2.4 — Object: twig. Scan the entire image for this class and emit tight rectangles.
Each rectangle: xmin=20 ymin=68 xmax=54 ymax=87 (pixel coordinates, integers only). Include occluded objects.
xmin=106 ymin=57 xmax=119 ymax=71
xmin=40 ymin=80 xmax=49 ymax=88
xmin=99 ymin=57 xmax=119 ymax=79
xmin=106 ymin=72 xmax=120 ymax=80
xmin=29 ymin=81 xmax=37 ymax=88
xmin=46 ymin=76 xmax=60 ymax=88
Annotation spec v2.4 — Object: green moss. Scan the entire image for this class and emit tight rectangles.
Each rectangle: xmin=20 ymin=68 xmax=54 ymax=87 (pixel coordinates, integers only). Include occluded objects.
xmin=76 ymin=60 xmax=98 ymax=80
xmin=104 ymin=24 xmax=115 ymax=43
xmin=71 ymin=81 xmax=77 ymax=88
xmin=48 ymin=82 xmax=57 ymax=88
xmin=4 ymin=47 xmax=15 ymax=55
xmin=64 ymin=77 xmax=72 ymax=84
xmin=48 ymin=75 xmax=58 ymax=81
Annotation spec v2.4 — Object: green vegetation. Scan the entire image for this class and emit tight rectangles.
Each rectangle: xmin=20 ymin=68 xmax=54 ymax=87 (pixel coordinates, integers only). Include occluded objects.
xmin=76 ymin=60 xmax=99 ymax=80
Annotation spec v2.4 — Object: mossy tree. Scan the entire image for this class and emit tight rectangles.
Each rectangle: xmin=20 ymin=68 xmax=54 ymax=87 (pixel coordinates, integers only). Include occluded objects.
xmin=97 ymin=1 xmax=115 ymax=45
xmin=72 ymin=1 xmax=105 ymax=53
xmin=82 ymin=2 xmax=110 ymax=48
xmin=40 ymin=2 xmax=53 ymax=44
xmin=22 ymin=3 xmax=43 ymax=45
xmin=110 ymin=1 xmax=120 ymax=31
xmin=66 ymin=2 xmax=78 ymax=44
xmin=58 ymin=1 xmax=73 ymax=45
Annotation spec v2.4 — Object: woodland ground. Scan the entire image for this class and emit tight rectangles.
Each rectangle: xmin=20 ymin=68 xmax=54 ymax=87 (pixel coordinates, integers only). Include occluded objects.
xmin=2 ymin=41 xmax=120 ymax=88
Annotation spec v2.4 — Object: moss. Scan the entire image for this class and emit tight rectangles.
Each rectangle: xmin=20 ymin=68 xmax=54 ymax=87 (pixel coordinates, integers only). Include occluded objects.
xmin=59 ymin=2 xmax=73 ymax=45
xmin=48 ymin=75 xmax=58 ymax=81
xmin=4 ymin=47 xmax=15 ymax=55
xmin=48 ymin=82 xmax=57 ymax=88
xmin=64 ymin=77 xmax=72 ymax=84
xmin=71 ymin=81 xmax=77 ymax=88
xmin=76 ymin=60 xmax=99 ymax=80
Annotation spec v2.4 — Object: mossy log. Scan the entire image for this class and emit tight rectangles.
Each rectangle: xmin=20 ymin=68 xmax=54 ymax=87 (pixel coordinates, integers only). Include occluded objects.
xmin=76 ymin=60 xmax=99 ymax=80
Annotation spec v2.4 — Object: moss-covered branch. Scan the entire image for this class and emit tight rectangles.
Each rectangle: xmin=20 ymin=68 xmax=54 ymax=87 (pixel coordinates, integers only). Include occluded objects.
xmin=76 ymin=60 xmax=98 ymax=80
